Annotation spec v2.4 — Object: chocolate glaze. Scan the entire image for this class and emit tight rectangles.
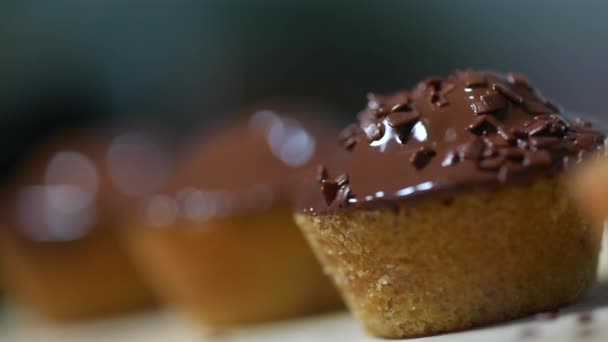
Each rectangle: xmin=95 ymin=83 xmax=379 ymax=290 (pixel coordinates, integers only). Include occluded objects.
xmin=146 ymin=103 xmax=343 ymax=225
xmin=299 ymin=70 xmax=605 ymax=215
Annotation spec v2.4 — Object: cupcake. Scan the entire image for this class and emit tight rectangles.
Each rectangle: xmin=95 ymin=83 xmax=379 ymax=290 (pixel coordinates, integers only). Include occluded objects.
xmin=294 ymin=71 xmax=605 ymax=338
xmin=0 ymin=129 xmax=170 ymax=321
xmin=121 ymin=104 xmax=344 ymax=326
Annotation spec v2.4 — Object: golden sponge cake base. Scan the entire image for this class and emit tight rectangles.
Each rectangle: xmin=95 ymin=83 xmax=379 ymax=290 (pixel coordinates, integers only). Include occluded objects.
xmin=295 ymin=178 xmax=601 ymax=338
xmin=123 ymin=205 xmax=343 ymax=326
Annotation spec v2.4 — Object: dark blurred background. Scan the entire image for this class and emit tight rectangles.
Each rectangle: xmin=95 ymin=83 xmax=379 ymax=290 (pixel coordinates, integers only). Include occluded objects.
xmin=1 ymin=0 xmax=607 ymax=183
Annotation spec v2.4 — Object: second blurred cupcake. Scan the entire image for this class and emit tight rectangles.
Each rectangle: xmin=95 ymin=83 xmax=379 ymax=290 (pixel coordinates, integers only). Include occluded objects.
xmin=0 ymin=129 xmax=172 ymax=321
xmin=121 ymin=104 xmax=344 ymax=326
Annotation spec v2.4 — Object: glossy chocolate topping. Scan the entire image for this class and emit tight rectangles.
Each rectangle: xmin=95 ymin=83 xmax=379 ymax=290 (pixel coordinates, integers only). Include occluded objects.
xmin=301 ymin=70 xmax=605 ymax=215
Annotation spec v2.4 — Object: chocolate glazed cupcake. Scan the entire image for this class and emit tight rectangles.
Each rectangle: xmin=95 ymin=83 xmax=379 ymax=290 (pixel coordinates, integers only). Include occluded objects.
xmin=121 ymin=104 xmax=344 ymax=326
xmin=0 ymin=130 xmax=167 ymax=321
xmin=294 ymin=71 xmax=605 ymax=338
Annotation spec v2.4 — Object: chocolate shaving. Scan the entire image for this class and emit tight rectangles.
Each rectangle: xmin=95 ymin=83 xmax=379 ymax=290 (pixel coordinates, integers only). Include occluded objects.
xmin=526 ymin=120 xmax=549 ymax=136
xmin=507 ymin=72 xmax=533 ymax=91
xmin=574 ymin=133 xmax=598 ymax=150
xmin=390 ymin=100 xmax=410 ymax=113
xmin=492 ymin=83 xmax=524 ymax=104
xmin=509 ymin=128 xmax=528 ymax=140
xmin=525 ymin=101 xmax=549 ymax=115
xmin=386 ymin=111 xmax=420 ymax=129
xmin=467 ymin=115 xmax=498 ymax=135
xmin=543 ymin=99 xmax=560 ymax=113
xmin=476 ymin=91 xmax=507 ymax=114
xmin=458 ymin=137 xmax=485 ymax=160
xmin=464 ymin=73 xmax=487 ymax=87
xmin=342 ymin=137 xmax=357 ymax=151
xmin=500 ymin=148 xmax=525 ymax=161
xmin=334 ymin=185 xmax=352 ymax=207
xmin=484 ymin=135 xmax=510 ymax=148
xmin=483 ymin=146 xmax=500 ymax=158
xmin=429 ymin=90 xmax=449 ymax=107
xmin=410 ymin=147 xmax=436 ymax=169
xmin=424 ymin=77 xmax=443 ymax=90
xmin=497 ymin=162 xmax=524 ymax=183
xmin=335 ymin=173 xmax=349 ymax=187
xmin=440 ymin=83 xmax=456 ymax=95
xmin=479 ymin=155 xmax=507 ymax=170
xmin=372 ymin=106 xmax=388 ymax=118
xmin=523 ymin=150 xmax=552 ymax=167
xmin=321 ymin=180 xmax=340 ymax=205
xmin=528 ymin=136 xmax=561 ymax=149
xmin=316 ymin=165 xmax=328 ymax=182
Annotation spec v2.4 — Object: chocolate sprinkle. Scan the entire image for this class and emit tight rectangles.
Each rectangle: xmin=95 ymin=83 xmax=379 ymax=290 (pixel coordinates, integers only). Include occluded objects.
xmin=476 ymin=91 xmax=507 ymax=114
xmin=523 ymin=150 xmax=552 ymax=167
xmin=479 ymin=155 xmax=507 ymax=170
xmin=336 ymin=173 xmax=349 ymax=187
xmin=334 ymin=185 xmax=352 ymax=207
xmin=424 ymin=77 xmax=443 ymax=90
xmin=386 ymin=111 xmax=421 ymax=129
xmin=484 ymin=135 xmax=510 ymax=148
xmin=316 ymin=165 xmax=328 ymax=182
xmin=465 ymin=73 xmax=486 ymax=87
xmin=467 ymin=115 xmax=498 ymax=135
xmin=528 ymin=136 xmax=561 ymax=149
xmin=574 ymin=133 xmax=598 ymax=150
xmin=410 ymin=147 xmax=436 ymax=169
xmin=391 ymin=100 xmax=410 ymax=113
xmin=543 ymin=100 xmax=560 ymax=113
xmin=440 ymin=83 xmax=456 ymax=95
xmin=458 ymin=138 xmax=485 ymax=160
xmin=492 ymin=83 xmax=524 ymax=104
xmin=430 ymin=91 xmax=449 ymax=107
xmin=321 ymin=180 xmax=340 ymax=205
xmin=507 ymin=72 xmax=533 ymax=91
xmin=525 ymin=101 xmax=549 ymax=115
xmin=526 ymin=120 xmax=550 ymax=136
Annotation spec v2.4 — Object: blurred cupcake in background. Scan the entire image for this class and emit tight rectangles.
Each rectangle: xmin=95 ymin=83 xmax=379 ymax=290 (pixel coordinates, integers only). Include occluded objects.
xmin=0 ymin=127 xmax=173 ymax=321
xmin=121 ymin=102 xmax=345 ymax=326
